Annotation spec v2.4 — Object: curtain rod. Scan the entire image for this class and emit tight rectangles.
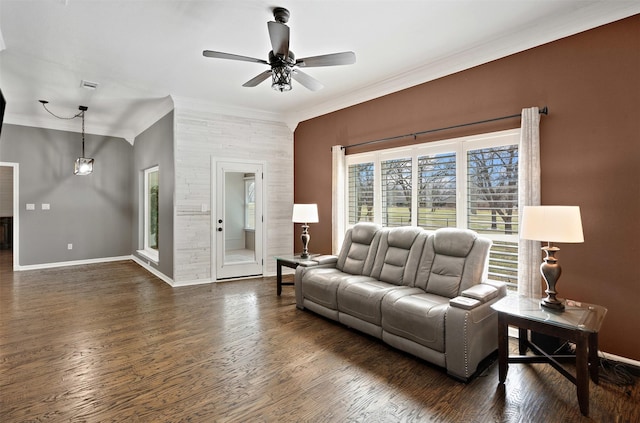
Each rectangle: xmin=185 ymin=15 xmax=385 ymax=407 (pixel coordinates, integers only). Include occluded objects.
xmin=343 ymin=106 xmax=548 ymax=150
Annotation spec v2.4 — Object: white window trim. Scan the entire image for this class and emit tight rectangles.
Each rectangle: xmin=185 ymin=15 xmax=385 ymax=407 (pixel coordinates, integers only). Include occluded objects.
xmin=138 ymin=165 xmax=159 ymax=263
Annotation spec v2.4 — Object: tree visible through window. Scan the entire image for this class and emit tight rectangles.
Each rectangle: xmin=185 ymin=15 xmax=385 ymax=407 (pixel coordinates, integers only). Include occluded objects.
xmin=348 ymin=162 xmax=374 ymax=224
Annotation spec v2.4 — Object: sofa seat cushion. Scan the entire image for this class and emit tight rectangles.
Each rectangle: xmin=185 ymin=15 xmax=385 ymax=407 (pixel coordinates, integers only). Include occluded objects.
xmin=381 ymin=289 xmax=449 ymax=353
xmin=337 ymin=282 xmax=411 ymax=325
xmin=302 ymin=268 xmax=378 ymax=310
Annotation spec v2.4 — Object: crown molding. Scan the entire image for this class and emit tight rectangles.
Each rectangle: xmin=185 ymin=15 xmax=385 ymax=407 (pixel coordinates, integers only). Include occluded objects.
xmin=285 ymin=3 xmax=640 ymax=125
xmin=3 ymin=112 xmax=133 ymax=142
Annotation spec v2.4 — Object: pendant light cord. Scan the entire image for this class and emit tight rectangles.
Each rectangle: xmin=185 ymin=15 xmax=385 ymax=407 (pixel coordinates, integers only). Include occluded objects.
xmin=39 ymin=100 xmax=84 ymax=120
xmin=81 ymin=110 xmax=86 ymax=157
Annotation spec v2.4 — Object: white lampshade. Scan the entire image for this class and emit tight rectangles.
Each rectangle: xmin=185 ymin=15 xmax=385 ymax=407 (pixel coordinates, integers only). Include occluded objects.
xmin=292 ymin=203 xmax=319 ymax=223
xmin=520 ymin=206 xmax=584 ymax=243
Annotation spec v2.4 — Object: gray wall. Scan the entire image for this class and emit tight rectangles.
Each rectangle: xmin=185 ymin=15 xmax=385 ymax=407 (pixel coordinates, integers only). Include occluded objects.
xmin=132 ymin=111 xmax=174 ymax=279
xmin=0 ymin=124 xmax=133 ymax=265
xmin=0 ymin=166 xmax=13 ymax=216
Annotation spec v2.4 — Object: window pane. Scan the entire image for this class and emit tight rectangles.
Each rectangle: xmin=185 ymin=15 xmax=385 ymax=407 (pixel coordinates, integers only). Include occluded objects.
xmin=147 ymin=169 xmax=159 ymax=250
xmin=418 ymin=152 xmax=456 ymax=230
xmin=382 ymin=158 xmax=411 ymax=227
xmin=488 ymin=240 xmax=518 ymax=288
xmin=467 ymin=145 xmax=518 ymax=235
xmin=348 ymin=162 xmax=374 ymax=224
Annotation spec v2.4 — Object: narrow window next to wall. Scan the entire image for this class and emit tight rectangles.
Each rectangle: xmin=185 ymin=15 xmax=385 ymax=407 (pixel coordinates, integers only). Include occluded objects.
xmin=466 ymin=144 xmax=519 ymax=285
xmin=140 ymin=165 xmax=159 ymax=263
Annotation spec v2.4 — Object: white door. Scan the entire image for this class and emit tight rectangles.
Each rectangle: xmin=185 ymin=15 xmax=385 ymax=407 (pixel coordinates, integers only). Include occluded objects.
xmin=214 ymin=161 xmax=264 ymax=280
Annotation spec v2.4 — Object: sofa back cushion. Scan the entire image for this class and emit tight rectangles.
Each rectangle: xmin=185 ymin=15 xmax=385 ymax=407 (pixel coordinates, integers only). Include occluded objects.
xmin=369 ymin=226 xmax=427 ymax=286
xmin=336 ymin=222 xmax=382 ymax=275
xmin=415 ymin=228 xmax=492 ymax=298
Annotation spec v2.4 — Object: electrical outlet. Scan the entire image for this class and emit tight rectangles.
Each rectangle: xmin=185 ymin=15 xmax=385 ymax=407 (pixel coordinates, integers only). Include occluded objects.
xmin=26 ymin=203 xmax=35 ymax=210
xmin=67 ymin=243 xmax=73 ymax=250
xmin=42 ymin=203 xmax=50 ymax=210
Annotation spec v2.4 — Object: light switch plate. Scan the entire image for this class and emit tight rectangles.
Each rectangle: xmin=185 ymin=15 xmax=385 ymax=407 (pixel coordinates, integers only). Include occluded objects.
xmin=26 ymin=203 xmax=35 ymax=210
xmin=42 ymin=203 xmax=50 ymax=210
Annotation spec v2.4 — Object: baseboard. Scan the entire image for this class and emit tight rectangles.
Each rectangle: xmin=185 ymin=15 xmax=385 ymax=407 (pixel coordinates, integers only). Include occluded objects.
xmin=169 ymin=278 xmax=214 ymax=287
xmin=15 ymin=255 xmax=132 ymax=271
xmin=600 ymin=350 xmax=640 ymax=369
xmin=130 ymin=255 xmax=174 ymax=286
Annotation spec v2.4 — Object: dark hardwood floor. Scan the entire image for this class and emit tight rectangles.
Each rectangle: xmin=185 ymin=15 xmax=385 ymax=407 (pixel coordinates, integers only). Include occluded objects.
xmin=1 ymin=251 xmax=638 ymax=422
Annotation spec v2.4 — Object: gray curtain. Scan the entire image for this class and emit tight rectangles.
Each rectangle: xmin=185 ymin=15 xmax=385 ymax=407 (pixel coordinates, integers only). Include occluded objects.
xmin=331 ymin=145 xmax=346 ymax=254
xmin=517 ymin=107 xmax=542 ymax=297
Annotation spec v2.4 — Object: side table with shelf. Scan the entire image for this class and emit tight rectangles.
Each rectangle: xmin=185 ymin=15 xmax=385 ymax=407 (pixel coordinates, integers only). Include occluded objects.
xmin=274 ymin=254 xmax=319 ymax=296
xmin=491 ymin=295 xmax=607 ymax=416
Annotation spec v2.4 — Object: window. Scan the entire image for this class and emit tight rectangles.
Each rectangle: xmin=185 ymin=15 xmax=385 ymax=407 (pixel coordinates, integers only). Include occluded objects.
xmin=418 ymin=152 xmax=457 ymax=229
xmin=382 ymin=157 xmax=412 ymax=227
xmin=345 ymin=129 xmax=520 ymax=287
xmin=141 ymin=166 xmax=159 ymax=262
xmin=348 ymin=162 xmax=374 ymax=224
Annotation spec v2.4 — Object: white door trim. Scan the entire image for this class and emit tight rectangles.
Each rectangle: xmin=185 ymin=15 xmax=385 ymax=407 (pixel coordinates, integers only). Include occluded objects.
xmin=211 ymin=158 xmax=266 ymax=281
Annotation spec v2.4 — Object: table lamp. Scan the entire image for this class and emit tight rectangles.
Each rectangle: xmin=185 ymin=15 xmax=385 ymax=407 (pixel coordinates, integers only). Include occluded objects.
xmin=292 ymin=204 xmax=319 ymax=259
xmin=520 ymin=206 xmax=584 ymax=311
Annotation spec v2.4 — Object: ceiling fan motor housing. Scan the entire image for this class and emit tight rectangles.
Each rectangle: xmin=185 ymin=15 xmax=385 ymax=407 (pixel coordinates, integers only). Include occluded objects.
xmin=273 ymin=7 xmax=290 ymax=23
xmin=269 ymin=50 xmax=295 ymax=66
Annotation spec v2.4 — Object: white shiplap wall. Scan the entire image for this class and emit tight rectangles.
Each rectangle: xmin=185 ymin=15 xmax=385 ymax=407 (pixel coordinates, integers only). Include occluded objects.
xmin=174 ymin=107 xmax=294 ymax=285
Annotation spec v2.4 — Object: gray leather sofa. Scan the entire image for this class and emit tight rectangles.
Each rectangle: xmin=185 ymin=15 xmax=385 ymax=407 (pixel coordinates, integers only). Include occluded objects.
xmin=294 ymin=222 xmax=506 ymax=381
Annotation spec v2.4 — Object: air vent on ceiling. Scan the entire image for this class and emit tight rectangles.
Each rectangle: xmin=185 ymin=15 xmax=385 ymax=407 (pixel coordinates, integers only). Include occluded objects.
xmin=80 ymin=80 xmax=99 ymax=90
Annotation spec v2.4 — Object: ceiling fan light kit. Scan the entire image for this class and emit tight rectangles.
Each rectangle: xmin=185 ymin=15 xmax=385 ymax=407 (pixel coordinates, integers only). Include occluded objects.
xmin=203 ymin=7 xmax=355 ymax=92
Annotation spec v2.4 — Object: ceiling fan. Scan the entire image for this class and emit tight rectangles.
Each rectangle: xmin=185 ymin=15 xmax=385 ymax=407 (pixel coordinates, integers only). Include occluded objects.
xmin=202 ymin=7 xmax=356 ymax=92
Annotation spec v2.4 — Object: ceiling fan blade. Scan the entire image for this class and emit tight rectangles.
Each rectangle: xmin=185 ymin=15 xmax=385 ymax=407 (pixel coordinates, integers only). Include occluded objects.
xmin=242 ymin=70 xmax=272 ymax=87
xmin=267 ymin=21 xmax=290 ymax=57
xmin=203 ymin=50 xmax=268 ymax=65
xmin=296 ymin=51 xmax=356 ymax=67
xmin=292 ymin=70 xmax=324 ymax=92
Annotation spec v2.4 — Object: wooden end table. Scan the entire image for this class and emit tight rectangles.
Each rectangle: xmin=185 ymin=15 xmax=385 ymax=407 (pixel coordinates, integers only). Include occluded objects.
xmin=492 ymin=295 xmax=607 ymax=417
xmin=275 ymin=255 xmax=319 ymax=296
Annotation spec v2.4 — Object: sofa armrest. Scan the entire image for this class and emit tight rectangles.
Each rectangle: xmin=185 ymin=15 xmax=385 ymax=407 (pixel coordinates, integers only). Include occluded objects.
xmin=294 ymin=260 xmax=338 ymax=309
xmin=297 ymin=260 xmax=322 ymax=267
xmin=445 ymin=284 xmax=507 ymax=380
xmin=461 ymin=283 xmax=499 ymax=303
xmin=311 ymin=255 xmax=339 ymax=265
xmin=450 ymin=296 xmax=482 ymax=310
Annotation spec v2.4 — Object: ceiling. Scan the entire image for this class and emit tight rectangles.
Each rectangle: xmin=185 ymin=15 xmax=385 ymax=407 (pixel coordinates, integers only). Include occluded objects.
xmin=1 ymin=1 xmax=639 ymax=142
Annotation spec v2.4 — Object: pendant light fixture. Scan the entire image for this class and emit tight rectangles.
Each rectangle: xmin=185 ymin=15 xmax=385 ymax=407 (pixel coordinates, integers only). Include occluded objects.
xmin=39 ymin=100 xmax=94 ymax=176
xmin=74 ymin=106 xmax=93 ymax=175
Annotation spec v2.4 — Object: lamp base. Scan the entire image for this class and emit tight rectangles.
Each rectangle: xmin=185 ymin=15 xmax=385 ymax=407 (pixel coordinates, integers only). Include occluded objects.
xmin=300 ymin=224 xmax=310 ymax=259
xmin=540 ymin=244 xmax=565 ymax=312
xmin=540 ymin=297 xmax=565 ymax=311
